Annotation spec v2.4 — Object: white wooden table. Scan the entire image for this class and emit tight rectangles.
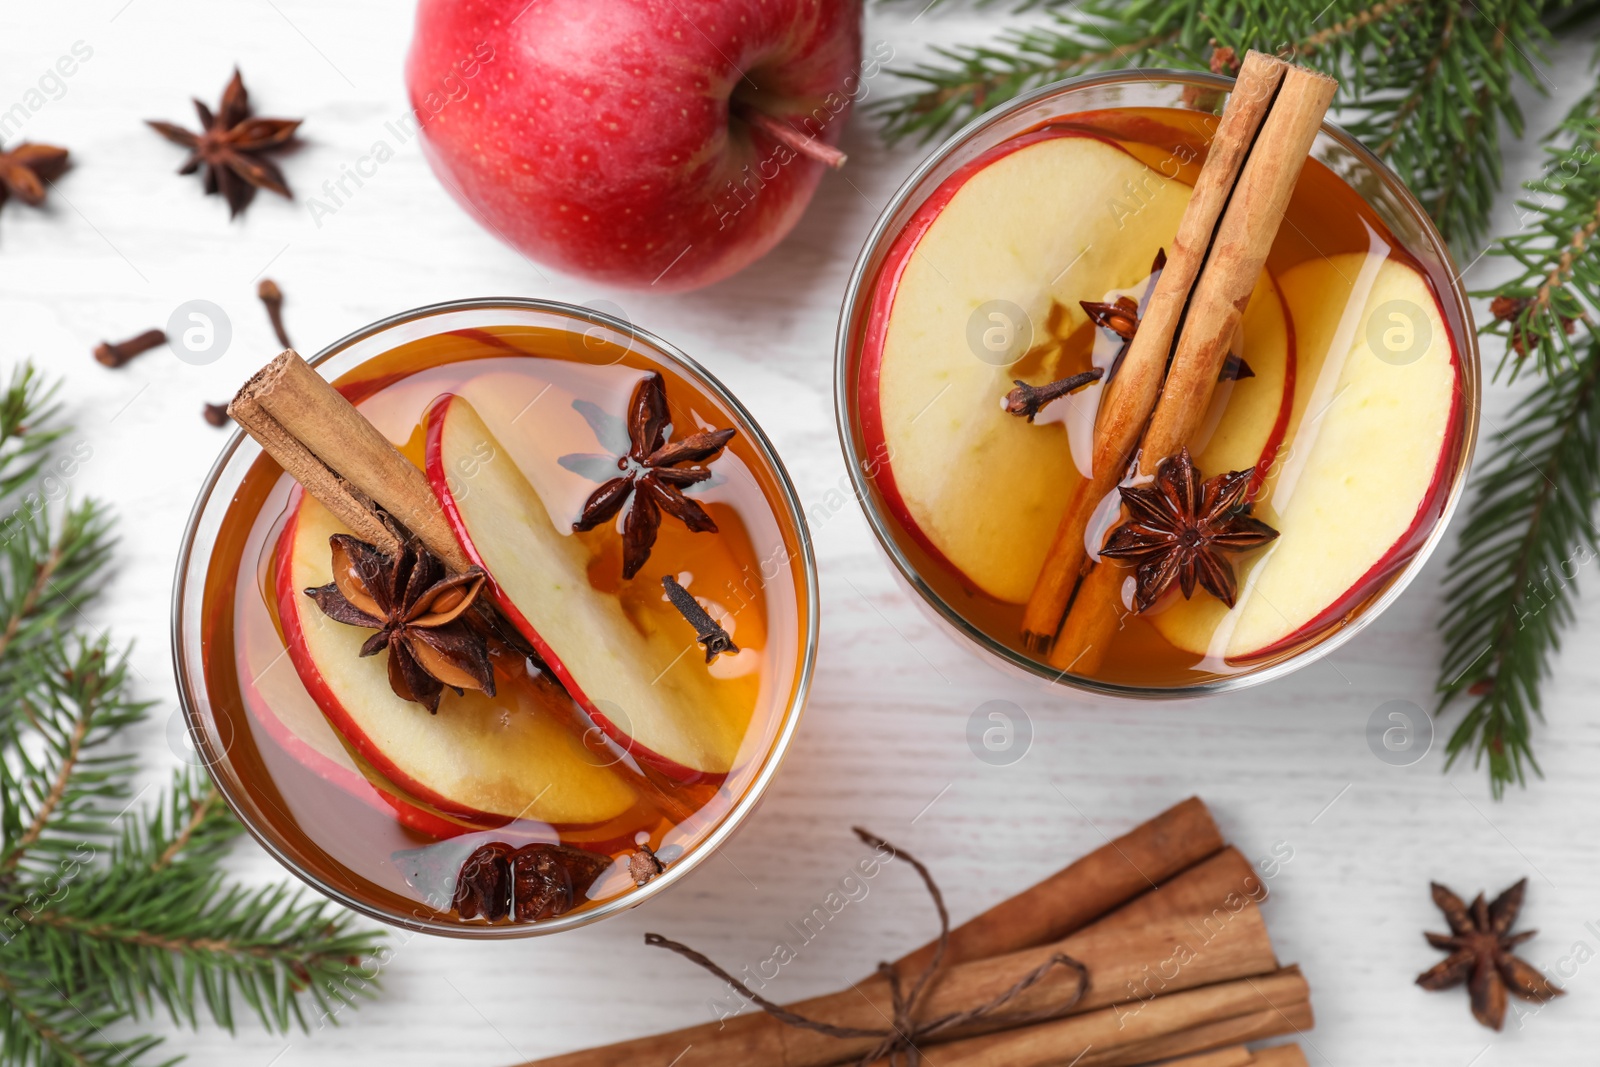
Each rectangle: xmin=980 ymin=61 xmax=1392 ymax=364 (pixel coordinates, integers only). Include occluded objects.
xmin=4 ymin=3 xmax=1598 ymax=1064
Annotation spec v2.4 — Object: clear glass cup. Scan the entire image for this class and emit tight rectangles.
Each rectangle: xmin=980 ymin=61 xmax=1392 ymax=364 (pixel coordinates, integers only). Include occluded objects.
xmin=834 ymin=69 xmax=1480 ymax=697
xmin=174 ymin=299 xmax=818 ymax=936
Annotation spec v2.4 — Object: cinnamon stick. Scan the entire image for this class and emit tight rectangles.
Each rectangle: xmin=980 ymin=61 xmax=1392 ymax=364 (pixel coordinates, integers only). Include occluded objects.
xmin=1249 ymin=1046 xmax=1311 ymax=1067
xmin=1151 ymin=1048 xmax=1255 ymax=1067
xmin=1048 ymin=62 xmax=1337 ymax=674
xmin=229 ymin=349 xmax=471 ymax=572
xmin=517 ymin=892 xmax=1276 ymax=1067
xmin=1019 ymin=50 xmax=1288 ymax=651
xmin=856 ymin=967 xmax=1308 ymax=1067
xmin=892 ymin=796 xmax=1223 ymax=978
xmin=1095 ymin=1000 xmax=1314 ymax=1066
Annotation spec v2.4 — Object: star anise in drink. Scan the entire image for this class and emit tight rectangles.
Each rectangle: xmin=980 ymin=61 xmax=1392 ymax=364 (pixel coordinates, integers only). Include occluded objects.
xmin=0 ymin=141 xmax=70 ymax=221
xmin=147 ymin=69 xmax=301 ymax=217
xmin=573 ymin=372 xmax=736 ymax=579
xmin=1417 ymin=879 xmax=1563 ymax=1030
xmin=304 ymin=535 xmax=494 ymax=713
xmin=453 ymin=842 xmax=612 ymax=922
xmin=1098 ymin=447 xmax=1278 ymax=613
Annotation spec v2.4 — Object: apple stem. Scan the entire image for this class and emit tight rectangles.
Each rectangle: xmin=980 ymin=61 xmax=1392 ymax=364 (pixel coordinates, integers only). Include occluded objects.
xmin=733 ymin=104 xmax=848 ymax=170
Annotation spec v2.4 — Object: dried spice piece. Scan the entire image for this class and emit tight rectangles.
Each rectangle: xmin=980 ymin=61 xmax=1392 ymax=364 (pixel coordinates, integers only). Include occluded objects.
xmin=1489 ymin=293 xmax=1575 ymax=358
xmin=147 ymin=69 xmax=302 ymax=217
xmin=1417 ymin=879 xmax=1563 ymax=1030
xmin=304 ymin=535 xmax=494 ymax=713
xmin=630 ymin=844 xmax=665 ymax=887
xmin=573 ymin=372 xmax=737 ymax=579
xmin=203 ymin=403 xmax=230 ymax=427
xmin=259 ymin=278 xmax=291 ymax=348
xmin=661 ymin=575 xmax=738 ymax=662
xmin=510 ymin=844 xmax=612 ymax=922
xmin=1098 ymin=447 xmax=1278 ymax=613
xmin=1080 ymin=295 xmax=1141 ymax=341
xmin=1218 ymin=354 xmax=1255 ymax=382
xmin=453 ymin=842 xmax=514 ymax=921
xmin=452 ymin=842 xmax=612 ymax=923
xmin=0 ymin=141 xmax=69 ymax=218
xmin=93 ymin=329 xmax=167 ymax=368
xmin=1003 ymin=369 xmax=1104 ymax=422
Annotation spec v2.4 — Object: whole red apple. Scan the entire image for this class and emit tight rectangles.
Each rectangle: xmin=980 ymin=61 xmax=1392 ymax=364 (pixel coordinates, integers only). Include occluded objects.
xmin=406 ymin=0 xmax=864 ymax=291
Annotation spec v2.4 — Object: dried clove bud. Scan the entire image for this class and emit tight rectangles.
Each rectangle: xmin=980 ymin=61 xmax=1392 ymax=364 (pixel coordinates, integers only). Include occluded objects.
xmin=203 ymin=403 xmax=230 ymax=427
xmin=630 ymin=844 xmax=665 ymax=887
xmin=259 ymin=278 xmax=291 ymax=349
xmin=662 ymin=575 xmax=738 ymax=662
xmin=94 ymin=329 xmax=166 ymax=368
xmin=1003 ymin=368 xmax=1104 ymax=422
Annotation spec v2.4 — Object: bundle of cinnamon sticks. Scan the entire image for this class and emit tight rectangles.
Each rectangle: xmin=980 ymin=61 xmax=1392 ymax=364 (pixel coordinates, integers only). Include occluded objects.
xmin=514 ymin=797 xmax=1313 ymax=1067
xmin=1020 ymin=52 xmax=1337 ymax=671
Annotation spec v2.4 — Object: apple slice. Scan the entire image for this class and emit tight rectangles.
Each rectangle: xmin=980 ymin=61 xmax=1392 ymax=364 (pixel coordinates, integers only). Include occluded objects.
xmin=241 ymin=604 xmax=477 ymax=839
xmin=859 ymin=129 xmax=1194 ymax=603
xmin=278 ymin=489 xmax=639 ymax=826
xmin=425 ymin=395 xmax=745 ymax=782
xmin=1151 ymin=252 xmax=1460 ymax=660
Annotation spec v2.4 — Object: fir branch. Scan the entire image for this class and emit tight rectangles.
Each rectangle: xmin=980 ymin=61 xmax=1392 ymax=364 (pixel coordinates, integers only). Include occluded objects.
xmin=1438 ymin=58 xmax=1600 ymax=796
xmin=0 ymin=363 xmax=386 ymax=1064
xmin=872 ymin=0 xmax=1562 ymax=250
xmin=1436 ymin=343 xmax=1600 ymax=795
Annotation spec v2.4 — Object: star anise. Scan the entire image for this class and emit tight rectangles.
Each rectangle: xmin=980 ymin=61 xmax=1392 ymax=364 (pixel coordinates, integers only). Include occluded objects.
xmin=0 ymin=141 xmax=70 ymax=219
xmin=573 ymin=372 xmax=737 ymax=579
xmin=1098 ymin=447 xmax=1278 ymax=613
xmin=305 ymin=535 xmax=494 ymax=713
xmin=147 ymin=69 xmax=301 ymax=217
xmin=1417 ymin=879 xmax=1563 ymax=1030
xmin=453 ymin=842 xmax=612 ymax=922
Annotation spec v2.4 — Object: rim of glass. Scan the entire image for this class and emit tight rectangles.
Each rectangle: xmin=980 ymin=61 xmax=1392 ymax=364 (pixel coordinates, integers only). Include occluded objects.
xmin=171 ymin=297 xmax=820 ymax=937
xmin=833 ymin=68 xmax=1481 ymax=699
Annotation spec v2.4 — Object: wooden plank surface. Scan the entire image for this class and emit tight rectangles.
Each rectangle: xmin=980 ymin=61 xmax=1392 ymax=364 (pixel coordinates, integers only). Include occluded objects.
xmin=2 ymin=3 xmax=1597 ymax=1063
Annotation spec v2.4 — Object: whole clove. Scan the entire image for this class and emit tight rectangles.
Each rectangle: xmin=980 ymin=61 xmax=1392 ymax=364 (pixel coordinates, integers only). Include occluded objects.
xmin=93 ymin=329 xmax=166 ymax=368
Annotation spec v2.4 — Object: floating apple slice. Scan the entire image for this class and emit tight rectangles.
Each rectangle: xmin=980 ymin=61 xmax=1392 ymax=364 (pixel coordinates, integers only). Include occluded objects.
xmin=240 ymin=606 xmax=476 ymax=839
xmin=859 ymin=129 xmax=1194 ymax=603
xmin=278 ymin=490 xmax=639 ymax=826
xmin=1152 ymin=252 xmax=1460 ymax=660
xmin=1187 ymin=270 xmax=1295 ymax=486
xmin=425 ymin=395 xmax=746 ymax=782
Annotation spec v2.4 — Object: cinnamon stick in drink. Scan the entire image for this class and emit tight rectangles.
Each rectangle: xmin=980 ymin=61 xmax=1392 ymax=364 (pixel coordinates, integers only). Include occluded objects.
xmin=892 ymin=796 xmax=1224 ymax=977
xmin=1049 ymin=63 xmax=1337 ymax=674
xmin=1019 ymin=50 xmax=1288 ymax=651
xmin=515 ymin=903 xmax=1278 ymax=1067
xmin=229 ymin=349 xmax=472 ymax=572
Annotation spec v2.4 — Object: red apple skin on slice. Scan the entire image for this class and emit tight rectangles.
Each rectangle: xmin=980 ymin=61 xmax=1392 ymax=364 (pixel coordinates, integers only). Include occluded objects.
xmin=1151 ymin=252 xmax=1461 ymax=661
xmin=278 ymin=490 xmax=638 ymax=826
xmin=425 ymin=395 xmax=745 ymax=783
xmin=857 ymin=129 xmax=1194 ymax=604
xmin=241 ymin=614 xmax=477 ymax=840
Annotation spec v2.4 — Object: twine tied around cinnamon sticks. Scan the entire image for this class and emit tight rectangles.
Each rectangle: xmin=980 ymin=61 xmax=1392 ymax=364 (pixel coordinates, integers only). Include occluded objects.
xmin=644 ymin=828 xmax=1089 ymax=1067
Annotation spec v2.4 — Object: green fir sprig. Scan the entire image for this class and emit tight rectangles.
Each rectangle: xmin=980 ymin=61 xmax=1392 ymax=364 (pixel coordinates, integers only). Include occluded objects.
xmin=874 ymin=0 xmax=1564 ymax=251
xmin=1437 ymin=72 xmax=1600 ymax=797
xmin=0 ymin=366 xmax=386 ymax=1066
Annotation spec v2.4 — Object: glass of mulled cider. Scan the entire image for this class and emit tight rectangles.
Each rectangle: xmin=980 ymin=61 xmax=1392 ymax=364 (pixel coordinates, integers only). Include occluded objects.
xmin=174 ymin=300 xmax=816 ymax=936
xmin=835 ymin=69 xmax=1480 ymax=696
